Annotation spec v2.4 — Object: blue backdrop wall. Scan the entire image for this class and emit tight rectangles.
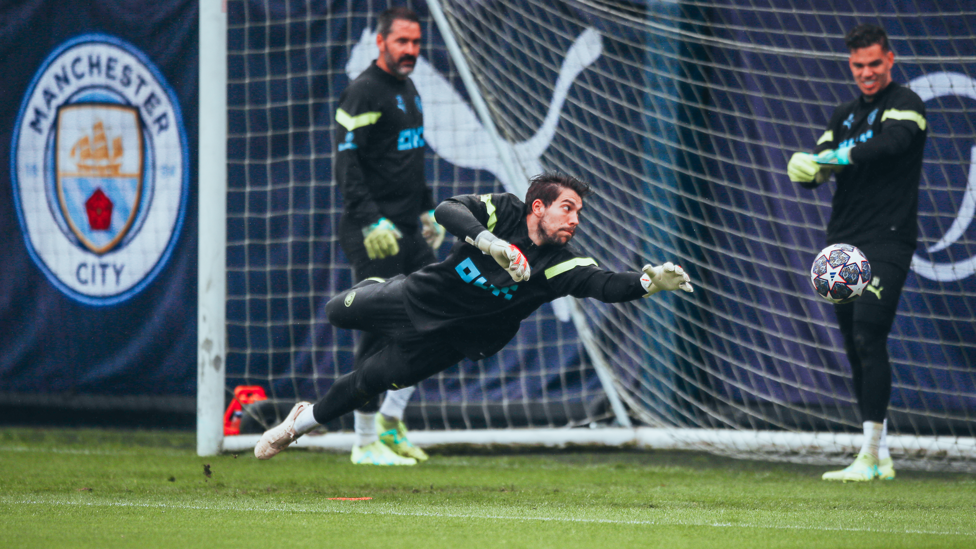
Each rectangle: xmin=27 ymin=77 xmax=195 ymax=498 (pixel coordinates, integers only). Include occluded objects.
xmin=0 ymin=0 xmax=198 ymax=398
xmin=1 ymin=1 xmax=973 ymax=433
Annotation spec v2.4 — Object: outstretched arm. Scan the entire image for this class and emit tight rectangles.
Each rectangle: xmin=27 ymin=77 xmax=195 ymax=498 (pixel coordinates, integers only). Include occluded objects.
xmin=550 ymin=259 xmax=694 ymax=303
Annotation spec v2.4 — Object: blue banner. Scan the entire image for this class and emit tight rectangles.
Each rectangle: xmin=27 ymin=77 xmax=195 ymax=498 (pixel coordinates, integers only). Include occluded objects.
xmin=0 ymin=0 xmax=197 ymax=397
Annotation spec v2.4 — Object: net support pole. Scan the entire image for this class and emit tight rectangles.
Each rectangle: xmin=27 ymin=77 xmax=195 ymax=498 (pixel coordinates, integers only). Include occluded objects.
xmin=197 ymin=0 xmax=228 ymax=456
xmin=426 ymin=0 xmax=523 ymax=193
xmin=426 ymin=0 xmax=632 ymax=428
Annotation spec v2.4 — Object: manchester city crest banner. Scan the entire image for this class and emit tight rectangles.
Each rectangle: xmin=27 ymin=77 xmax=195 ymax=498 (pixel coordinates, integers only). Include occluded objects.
xmin=0 ymin=1 xmax=196 ymax=398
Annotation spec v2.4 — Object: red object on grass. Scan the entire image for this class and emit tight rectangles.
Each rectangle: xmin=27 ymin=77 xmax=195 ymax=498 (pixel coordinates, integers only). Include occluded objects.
xmin=223 ymin=385 xmax=268 ymax=435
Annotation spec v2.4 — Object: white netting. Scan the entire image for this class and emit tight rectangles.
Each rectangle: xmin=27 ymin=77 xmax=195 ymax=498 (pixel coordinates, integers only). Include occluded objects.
xmin=432 ymin=0 xmax=976 ymax=469
xmin=221 ymin=0 xmax=976 ymax=470
xmin=224 ymin=0 xmax=611 ymax=435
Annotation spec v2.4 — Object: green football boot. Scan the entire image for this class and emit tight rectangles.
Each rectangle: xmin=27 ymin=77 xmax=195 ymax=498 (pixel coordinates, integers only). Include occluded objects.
xmin=877 ymin=457 xmax=896 ymax=480
xmin=350 ymin=440 xmax=416 ymax=466
xmin=822 ymin=453 xmax=879 ymax=482
xmin=378 ymin=415 xmax=429 ymax=462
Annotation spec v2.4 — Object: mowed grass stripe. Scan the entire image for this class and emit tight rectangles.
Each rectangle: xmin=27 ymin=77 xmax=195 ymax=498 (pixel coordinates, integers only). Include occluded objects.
xmin=5 ymin=496 xmax=974 ymax=538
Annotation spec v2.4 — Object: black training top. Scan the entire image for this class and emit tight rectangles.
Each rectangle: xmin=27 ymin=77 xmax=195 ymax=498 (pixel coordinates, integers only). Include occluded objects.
xmin=334 ymin=62 xmax=434 ymax=230
xmin=402 ymin=193 xmax=646 ymax=360
xmin=813 ymin=82 xmax=927 ymax=247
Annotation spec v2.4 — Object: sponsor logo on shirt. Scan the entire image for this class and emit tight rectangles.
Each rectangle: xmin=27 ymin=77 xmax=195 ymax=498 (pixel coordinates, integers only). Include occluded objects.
xmin=397 ymin=127 xmax=425 ymax=151
xmin=339 ymin=131 xmax=358 ymax=151
xmin=839 ymin=130 xmax=873 ymax=149
xmin=455 ymin=257 xmax=518 ymax=300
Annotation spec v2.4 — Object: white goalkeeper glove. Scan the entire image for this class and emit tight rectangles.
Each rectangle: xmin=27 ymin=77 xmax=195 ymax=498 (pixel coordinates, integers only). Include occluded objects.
xmin=640 ymin=262 xmax=693 ymax=296
xmin=420 ymin=209 xmax=446 ymax=249
xmin=465 ymin=230 xmax=530 ymax=282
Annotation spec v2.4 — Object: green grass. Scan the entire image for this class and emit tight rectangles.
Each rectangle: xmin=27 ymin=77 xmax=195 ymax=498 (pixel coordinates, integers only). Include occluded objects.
xmin=1 ymin=428 xmax=974 ymax=548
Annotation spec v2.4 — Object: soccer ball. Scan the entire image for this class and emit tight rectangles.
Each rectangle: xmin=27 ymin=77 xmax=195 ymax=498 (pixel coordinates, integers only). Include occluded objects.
xmin=810 ymin=244 xmax=871 ymax=304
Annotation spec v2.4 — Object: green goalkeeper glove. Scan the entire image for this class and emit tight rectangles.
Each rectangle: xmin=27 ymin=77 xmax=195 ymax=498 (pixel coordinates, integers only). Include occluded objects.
xmin=420 ymin=209 xmax=445 ymax=249
xmin=640 ymin=262 xmax=693 ymax=296
xmin=362 ymin=218 xmax=402 ymax=260
xmin=815 ymin=146 xmax=853 ymax=166
xmin=465 ymin=230 xmax=530 ymax=282
xmin=787 ymin=152 xmax=820 ymax=183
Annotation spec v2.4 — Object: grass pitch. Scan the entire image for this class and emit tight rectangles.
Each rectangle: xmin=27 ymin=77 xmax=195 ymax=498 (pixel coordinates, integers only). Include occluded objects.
xmin=1 ymin=428 xmax=974 ymax=548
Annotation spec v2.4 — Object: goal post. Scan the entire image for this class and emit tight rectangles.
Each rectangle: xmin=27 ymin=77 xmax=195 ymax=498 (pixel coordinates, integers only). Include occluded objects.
xmin=197 ymin=0 xmax=228 ymax=456
xmin=200 ymin=0 xmax=976 ymax=471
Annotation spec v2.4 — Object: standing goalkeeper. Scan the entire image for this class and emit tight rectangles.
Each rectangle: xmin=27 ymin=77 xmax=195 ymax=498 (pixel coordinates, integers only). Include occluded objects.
xmin=332 ymin=7 xmax=445 ymax=466
xmin=787 ymin=24 xmax=927 ymax=482
xmin=254 ymin=172 xmax=693 ymax=461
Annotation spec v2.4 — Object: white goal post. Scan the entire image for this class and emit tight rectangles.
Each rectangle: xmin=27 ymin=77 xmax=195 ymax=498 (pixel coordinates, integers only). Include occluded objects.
xmin=197 ymin=0 xmax=228 ymax=457
xmin=199 ymin=0 xmax=976 ymax=471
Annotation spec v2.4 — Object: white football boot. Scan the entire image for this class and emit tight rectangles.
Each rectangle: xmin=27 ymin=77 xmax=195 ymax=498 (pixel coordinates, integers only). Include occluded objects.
xmin=254 ymin=401 xmax=311 ymax=460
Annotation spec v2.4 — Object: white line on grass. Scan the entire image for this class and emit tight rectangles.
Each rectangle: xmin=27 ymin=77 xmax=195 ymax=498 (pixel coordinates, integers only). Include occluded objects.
xmin=0 ymin=446 xmax=188 ymax=457
xmin=3 ymin=496 xmax=973 ymax=538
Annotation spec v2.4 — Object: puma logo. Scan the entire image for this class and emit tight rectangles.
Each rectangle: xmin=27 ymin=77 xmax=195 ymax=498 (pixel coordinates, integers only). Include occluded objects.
xmin=346 ymin=28 xmax=603 ymax=322
xmin=865 ymin=277 xmax=883 ymax=299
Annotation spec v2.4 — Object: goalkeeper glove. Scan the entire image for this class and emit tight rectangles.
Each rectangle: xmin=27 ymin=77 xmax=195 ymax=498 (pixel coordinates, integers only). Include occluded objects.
xmin=420 ymin=209 xmax=446 ymax=249
xmin=465 ymin=230 xmax=530 ymax=282
xmin=640 ymin=262 xmax=693 ymax=296
xmin=787 ymin=152 xmax=820 ymax=183
xmin=815 ymin=146 xmax=853 ymax=166
xmin=362 ymin=218 xmax=402 ymax=260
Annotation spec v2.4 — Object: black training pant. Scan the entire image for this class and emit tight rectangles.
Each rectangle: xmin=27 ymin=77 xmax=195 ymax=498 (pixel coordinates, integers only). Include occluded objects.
xmin=314 ymin=277 xmax=465 ymax=425
xmin=337 ymin=216 xmax=436 ymax=413
xmin=831 ymin=241 xmax=912 ymax=424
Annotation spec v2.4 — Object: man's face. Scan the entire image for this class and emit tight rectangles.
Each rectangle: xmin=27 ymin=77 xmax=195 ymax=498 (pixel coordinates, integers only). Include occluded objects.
xmin=535 ymin=188 xmax=583 ymax=246
xmin=848 ymin=43 xmax=894 ymax=97
xmin=376 ymin=20 xmax=421 ymax=78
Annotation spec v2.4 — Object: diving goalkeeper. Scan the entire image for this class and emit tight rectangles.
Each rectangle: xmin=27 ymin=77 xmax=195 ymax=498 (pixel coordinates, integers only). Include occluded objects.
xmin=255 ymin=172 xmax=693 ymax=459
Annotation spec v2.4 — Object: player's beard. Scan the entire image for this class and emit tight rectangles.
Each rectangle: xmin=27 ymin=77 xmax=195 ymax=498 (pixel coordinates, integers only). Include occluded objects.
xmin=383 ymin=49 xmax=416 ymax=78
xmin=539 ymin=217 xmax=574 ymax=247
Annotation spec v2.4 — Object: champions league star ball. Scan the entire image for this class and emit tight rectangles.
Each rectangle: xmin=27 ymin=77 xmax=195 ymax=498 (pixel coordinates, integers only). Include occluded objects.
xmin=810 ymin=244 xmax=871 ymax=304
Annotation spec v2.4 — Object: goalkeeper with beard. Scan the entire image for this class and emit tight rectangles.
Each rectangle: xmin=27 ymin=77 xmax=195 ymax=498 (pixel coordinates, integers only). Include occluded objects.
xmin=254 ymin=172 xmax=694 ymax=460
xmin=332 ymin=7 xmax=444 ymax=466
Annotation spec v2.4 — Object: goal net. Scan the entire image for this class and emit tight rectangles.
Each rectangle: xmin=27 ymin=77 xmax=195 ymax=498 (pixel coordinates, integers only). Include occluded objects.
xmin=204 ymin=0 xmax=976 ymax=470
xmin=214 ymin=0 xmax=617 ymax=446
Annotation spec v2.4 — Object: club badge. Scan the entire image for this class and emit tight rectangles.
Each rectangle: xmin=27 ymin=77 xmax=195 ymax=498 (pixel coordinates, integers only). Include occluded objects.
xmin=12 ymin=34 xmax=188 ymax=305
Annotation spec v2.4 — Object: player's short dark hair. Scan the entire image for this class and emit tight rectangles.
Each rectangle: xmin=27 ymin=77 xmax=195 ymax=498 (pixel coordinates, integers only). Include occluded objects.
xmin=377 ymin=7 xmax=420 ymax=38
xmin=524 ymin=172 xmax=593 ymax=209
xmin=845 ymin=24 xmax=890 ymax=53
